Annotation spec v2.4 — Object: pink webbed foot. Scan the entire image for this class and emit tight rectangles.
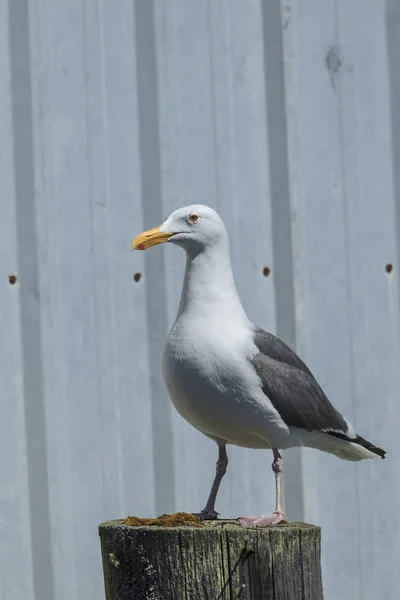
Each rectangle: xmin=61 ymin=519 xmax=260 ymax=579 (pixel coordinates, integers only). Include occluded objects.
xmin=239 ymin=511 xmax=286 ymax=527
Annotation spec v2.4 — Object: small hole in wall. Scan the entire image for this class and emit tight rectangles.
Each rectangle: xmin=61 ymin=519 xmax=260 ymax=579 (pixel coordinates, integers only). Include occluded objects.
xmin=262 ymin=267 xmax=271 ymax=277
xmin=9 ymin=274 xmax=17 ymax=285
xmin=133 ymin=272 xmax=142 ymax=282
xmin=385 ymin=264 xmax=393 ymax=274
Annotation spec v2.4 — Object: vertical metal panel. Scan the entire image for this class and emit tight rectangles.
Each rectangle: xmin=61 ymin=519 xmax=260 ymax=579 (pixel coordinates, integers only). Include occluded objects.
xmin=283 ymin=2 xmax=363 ymax=597
xmin=1 ymin=1 xmax=399 ymax=599
xmin=0 ymin=3 xmax=35 ymax=600
xmin=282 ymin=2 xmax=400 ymax=599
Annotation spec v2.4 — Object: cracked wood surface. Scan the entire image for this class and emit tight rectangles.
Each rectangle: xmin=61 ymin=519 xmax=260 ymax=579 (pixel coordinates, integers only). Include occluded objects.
xmin=99 ymin=519 xmax=323 ymax=600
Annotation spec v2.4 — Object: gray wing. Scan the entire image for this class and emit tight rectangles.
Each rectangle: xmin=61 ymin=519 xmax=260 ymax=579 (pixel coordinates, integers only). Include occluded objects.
xmin=250 ymin=327 xmax=348 ymax=434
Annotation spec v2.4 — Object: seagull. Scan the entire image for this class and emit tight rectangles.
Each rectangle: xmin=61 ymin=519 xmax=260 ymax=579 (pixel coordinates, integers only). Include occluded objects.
xmin=132 ymin=205 xmax=386 ymax=527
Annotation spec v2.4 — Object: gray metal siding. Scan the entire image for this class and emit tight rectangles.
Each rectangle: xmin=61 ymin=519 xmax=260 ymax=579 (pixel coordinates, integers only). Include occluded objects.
xmin=1 ymin=1 xmax=399 ymax=599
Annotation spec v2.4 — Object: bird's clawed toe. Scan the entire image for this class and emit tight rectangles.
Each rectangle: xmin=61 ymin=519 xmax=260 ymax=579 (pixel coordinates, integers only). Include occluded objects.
xmin=192 ymin=510 xmax=219 ymax=521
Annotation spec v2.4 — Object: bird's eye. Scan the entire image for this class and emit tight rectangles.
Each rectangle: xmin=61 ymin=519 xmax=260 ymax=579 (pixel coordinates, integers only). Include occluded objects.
xmin=188 ymin=214 xmax=199 ymax=223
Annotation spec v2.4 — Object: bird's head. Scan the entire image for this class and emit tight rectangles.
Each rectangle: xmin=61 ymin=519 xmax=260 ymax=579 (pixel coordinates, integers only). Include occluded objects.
xmin=131 ymin=205 xmax=228 ymax=254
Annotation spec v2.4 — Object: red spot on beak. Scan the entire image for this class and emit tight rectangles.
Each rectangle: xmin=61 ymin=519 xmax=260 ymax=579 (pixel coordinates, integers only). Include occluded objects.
xmin=137 ymin=243 xmax=145 ymax=250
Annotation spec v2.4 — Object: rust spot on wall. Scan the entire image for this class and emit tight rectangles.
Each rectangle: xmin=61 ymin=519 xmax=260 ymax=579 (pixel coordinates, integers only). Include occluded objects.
xmin=133 ymin=272 xmax=142 ymax=282
xmin=263 ymin=267 xmax=271 ymax=277
xmin=385 ymin=264 xmax=393 ymax=274
xmin=9 ymin=274 xmax=17 ymax=285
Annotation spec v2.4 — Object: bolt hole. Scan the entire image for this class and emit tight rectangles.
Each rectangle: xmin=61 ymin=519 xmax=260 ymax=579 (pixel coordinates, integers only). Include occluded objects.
xmin=262 ymin=267 xmax=271 ymax=277
xmin=133 ymin=272 xmax=142 ymax=282
xmin=385 ymin=264 xmax=393 ymax=274
xmin=9 ymin=274 xmax=17 ymax=285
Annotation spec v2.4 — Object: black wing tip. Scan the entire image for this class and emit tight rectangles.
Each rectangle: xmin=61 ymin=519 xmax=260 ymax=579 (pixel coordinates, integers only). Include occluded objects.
xmin=369 ymin=445 xmax=386 ymax=459
xmin=377 ymin=448 xmax=387 ymax=459
xmin=354 ymin=435 xmax=386 ymax=458
xmin=325 ymin=430 xmax=387 ymax=458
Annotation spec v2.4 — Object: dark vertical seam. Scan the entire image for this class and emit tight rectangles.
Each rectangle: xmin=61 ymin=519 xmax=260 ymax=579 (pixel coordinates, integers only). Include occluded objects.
xmin=132 ymin=0 xmax=176 ymax=514
xmin=81 ymin=0 xmax=107 ymax=519
xmin=225 ymin=530 xmax=233 ymax=599
xmin=268 ymin=530 xmax=277 ymax=600
xmin=385 ymin=0 xmax=400 ymax=350
xmin=332 ymin=2 xmax=361 ymax=598
xmin=97 ymin=0 xmax=125 ymax=510
xmin=224 ymin=3 xmax=239 ymax=268
xmin=8 ymin=0 xmax=55 ymax=598
xmin=260 ymin=0 xmax=296 ymax=350
xmin=219 ymin=531 xmax=227 ymax=599
xmin=206 ymin=0 xmax=220 ymax=212
xmin=178 ymin=531 xmax=188 ymax=599
xmin=192 ymin=530 xmax=199 ymax=599
xmin=298 ymin=529 xmax=306 ymax=600
xmin=260 ymin=0 xmax=304 ymax=521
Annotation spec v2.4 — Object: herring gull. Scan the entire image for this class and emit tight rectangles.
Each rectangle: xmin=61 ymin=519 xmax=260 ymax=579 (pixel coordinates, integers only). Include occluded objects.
xmin=132 ymin=205 xmax=386 ymax=526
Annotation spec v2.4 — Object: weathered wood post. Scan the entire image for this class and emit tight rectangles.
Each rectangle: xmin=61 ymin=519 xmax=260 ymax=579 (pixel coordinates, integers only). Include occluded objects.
xmin=99 ymin=517 xmax=323 ymax=600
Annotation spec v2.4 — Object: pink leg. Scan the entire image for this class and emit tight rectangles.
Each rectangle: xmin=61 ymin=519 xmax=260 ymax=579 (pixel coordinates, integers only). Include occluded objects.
xmin=240 ymin=449 xmax=286 ymax=527
xmin=193 ymin=444 xmax=228 ymax=520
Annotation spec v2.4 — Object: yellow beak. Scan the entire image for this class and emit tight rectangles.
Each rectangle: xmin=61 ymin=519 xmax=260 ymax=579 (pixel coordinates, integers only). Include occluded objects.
xmin=131 ymin=226 xmax=173 ymax=251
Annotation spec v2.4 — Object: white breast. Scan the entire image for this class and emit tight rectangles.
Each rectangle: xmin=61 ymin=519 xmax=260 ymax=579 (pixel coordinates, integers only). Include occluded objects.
xmin=162 ymin=315 xmax=288 ymax=448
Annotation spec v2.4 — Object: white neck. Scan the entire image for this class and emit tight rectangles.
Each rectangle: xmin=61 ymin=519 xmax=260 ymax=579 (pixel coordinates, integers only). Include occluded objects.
xmin=176 ymin=239 xmax=248 ymax=323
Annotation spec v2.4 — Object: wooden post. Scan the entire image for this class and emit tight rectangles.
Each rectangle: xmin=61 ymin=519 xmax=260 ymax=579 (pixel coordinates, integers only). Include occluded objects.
xmin=99 ymin=519 xmax=323 ymax=600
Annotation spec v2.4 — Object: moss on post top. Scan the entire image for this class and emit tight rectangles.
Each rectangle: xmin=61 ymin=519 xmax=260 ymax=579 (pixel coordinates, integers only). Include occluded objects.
xmin=101 ymin=515 xmax=319 ymax=532
xmin=122 ymin=511 xmax=203 ymax=528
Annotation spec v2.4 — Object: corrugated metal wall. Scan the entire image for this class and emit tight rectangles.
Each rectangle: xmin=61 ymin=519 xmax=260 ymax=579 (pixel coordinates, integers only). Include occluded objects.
xmin=1 ymin=0 xmax=399 ymax=598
